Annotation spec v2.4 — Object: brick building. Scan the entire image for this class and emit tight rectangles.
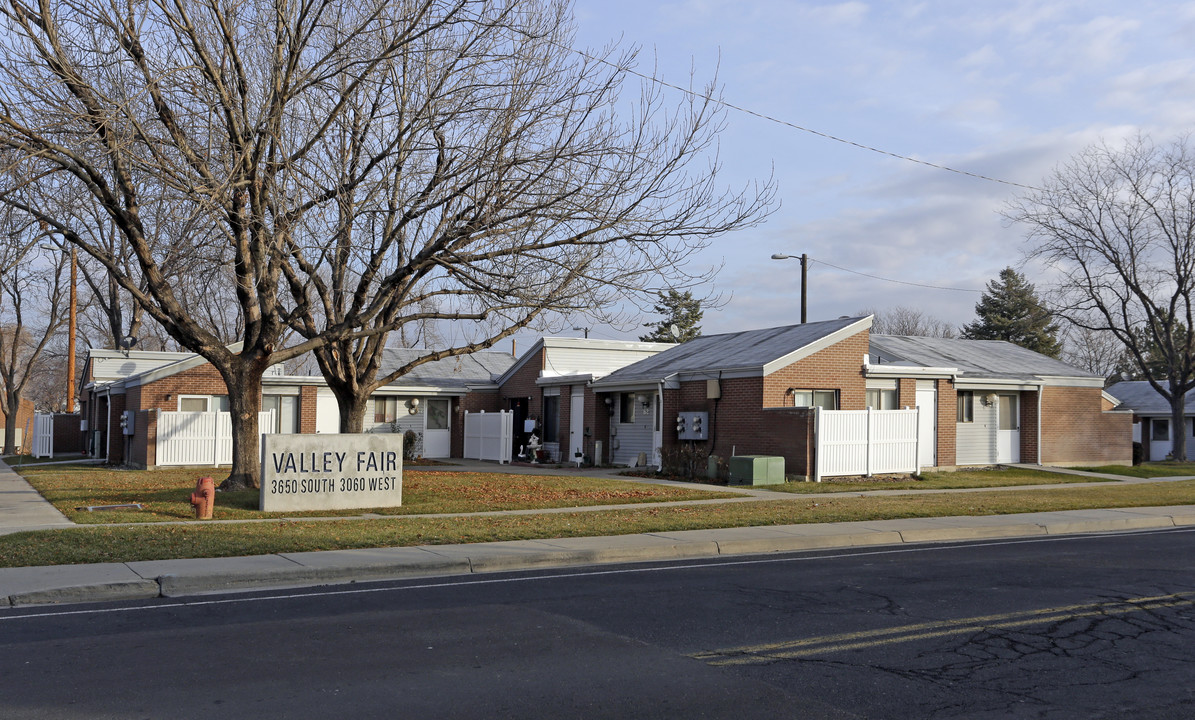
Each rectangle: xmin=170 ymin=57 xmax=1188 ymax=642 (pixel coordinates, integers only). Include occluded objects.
xmin=589 ymin=317 xmax=1132 ymax=475
xmin=77 ymin=317 xmax=1131 ymax=473
xmin=78 ymin=347 xmax=516 ymax=468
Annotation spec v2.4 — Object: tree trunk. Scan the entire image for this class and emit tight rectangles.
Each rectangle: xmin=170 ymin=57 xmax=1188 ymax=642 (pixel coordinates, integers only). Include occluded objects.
xmin=332 ymin=385 xmax=370 ymax=434
xmin=219 ymin=363 xmax=266 ymax=491
xmin=3 ymin=403 xmax=16 ymax=456
xmin=1171 ymin=395 xmax=1188 ymax=462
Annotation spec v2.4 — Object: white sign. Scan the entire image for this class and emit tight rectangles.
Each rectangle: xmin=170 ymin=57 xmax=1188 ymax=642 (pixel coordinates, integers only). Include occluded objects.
xmin=260 ymin=433 xmax=403 ymax=512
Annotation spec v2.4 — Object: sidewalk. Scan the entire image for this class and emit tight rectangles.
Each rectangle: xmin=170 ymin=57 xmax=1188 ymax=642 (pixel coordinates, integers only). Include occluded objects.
xmin=3 ymin=459 xmax=1195 ymax=607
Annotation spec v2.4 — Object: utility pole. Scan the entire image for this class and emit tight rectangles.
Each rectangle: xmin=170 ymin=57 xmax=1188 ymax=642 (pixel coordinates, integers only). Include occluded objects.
xmin=66 ymin=247 xmax=76 ymax=412
xmin=770 ymin=253 xmax=808 ymax=324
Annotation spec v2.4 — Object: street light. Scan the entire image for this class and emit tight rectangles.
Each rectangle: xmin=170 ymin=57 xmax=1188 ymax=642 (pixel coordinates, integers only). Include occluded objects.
xmin=572 ymin=326 xmax=589 ymax=339
xmin=771 ymin=253 xmax=808 ymax=324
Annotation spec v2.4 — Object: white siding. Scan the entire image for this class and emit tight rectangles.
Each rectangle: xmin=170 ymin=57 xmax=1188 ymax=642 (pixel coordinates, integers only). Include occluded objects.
xmin=543 ymin=347 xmax=664 ymax=378
xmin=365 ymin=397 xmax=424 ymax=457
xmin=956 ymin=400 xmax=998 ymax=465
xmin=611 ymin=394 xmax=656 ymax=466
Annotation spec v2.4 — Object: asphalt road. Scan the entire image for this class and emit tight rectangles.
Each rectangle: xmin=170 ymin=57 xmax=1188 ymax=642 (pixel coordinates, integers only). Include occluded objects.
xmin=3 ymin=528 xmax=1195 ymax=719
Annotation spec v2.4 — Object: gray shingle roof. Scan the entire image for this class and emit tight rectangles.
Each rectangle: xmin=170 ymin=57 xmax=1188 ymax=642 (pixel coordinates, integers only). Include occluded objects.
xmin=594 ymin=317 xmax=866 ymax=385
xmin=1105 ymin=381 xmax=1195 ymax=415
xmin=378 ymin=348 xmax=516 ymax=388
xmin=869 ymin=335 xmax=1099 ymax=380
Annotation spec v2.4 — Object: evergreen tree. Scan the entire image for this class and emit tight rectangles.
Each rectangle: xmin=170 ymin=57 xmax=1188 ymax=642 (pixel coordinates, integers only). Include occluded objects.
xmin=640 ymin=290 xmax=703 ymax=342
xmin=961 ymin=267 xmax=1062 ymax=357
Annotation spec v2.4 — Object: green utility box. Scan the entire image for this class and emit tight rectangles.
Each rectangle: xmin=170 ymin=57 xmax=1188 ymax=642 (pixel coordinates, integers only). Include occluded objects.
xmin=728 ymin=455 xmax=785 ymax=486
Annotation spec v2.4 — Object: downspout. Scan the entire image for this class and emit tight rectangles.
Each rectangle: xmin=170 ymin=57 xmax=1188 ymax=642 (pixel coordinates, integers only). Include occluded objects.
xmin=1037 ymin=382 xmax=1044 ymax=466
xmin=657 ymin=378 xmax=665 ymax=472
xmin=105 ymin=394 xmax=113 ymax=464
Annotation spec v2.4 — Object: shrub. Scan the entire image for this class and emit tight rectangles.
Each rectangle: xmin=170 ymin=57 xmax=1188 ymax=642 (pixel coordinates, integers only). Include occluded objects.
xmin=660 ymin=443 xmax=710 ymax=481
xmin=403 ymin=430 xmax=421 ymax=461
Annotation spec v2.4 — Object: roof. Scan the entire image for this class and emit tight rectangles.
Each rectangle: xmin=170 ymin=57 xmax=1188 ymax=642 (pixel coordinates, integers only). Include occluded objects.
xmin=869 ymin=335 xmax=1101 ymax=382
xmin=84 ymin=345 xmax=517 ymax=395
xmin=592 ymin=316 xmax=871 ymax=387
xmin=379 ymin=348 xmax=516 ymax=388
xmin=495 ymin=336 xmax=674 ymax=387
xmin=1105 ymin=381 xmax=1195 ymax=416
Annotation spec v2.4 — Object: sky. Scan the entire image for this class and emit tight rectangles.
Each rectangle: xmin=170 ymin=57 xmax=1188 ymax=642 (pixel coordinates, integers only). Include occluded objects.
xmin=490 ymin=0 xmax=1195 ymax=350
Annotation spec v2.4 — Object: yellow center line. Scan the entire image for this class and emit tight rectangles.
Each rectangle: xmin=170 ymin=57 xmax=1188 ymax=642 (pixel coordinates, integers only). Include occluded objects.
xmin=692 ymin=593 xmax=1195 ymax=666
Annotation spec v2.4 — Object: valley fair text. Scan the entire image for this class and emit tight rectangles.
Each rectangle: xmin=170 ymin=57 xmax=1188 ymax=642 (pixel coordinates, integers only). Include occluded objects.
xmin=260 ymin=434 xmax=404 ymax=512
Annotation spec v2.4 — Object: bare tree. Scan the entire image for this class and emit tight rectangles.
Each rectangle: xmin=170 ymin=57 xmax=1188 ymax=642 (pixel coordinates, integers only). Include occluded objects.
xmin=0 ymin=206 xmax=66 ymax=452
xmin=0 ymin=0 xmax=770 ymax=483
xmin=859 ymin=306 xmax=956 ymax=337
xmin=1009 ymin=135 xmax=1195 ymax=460
xmin=1060 ymin=325 xmax=1125 ymax=381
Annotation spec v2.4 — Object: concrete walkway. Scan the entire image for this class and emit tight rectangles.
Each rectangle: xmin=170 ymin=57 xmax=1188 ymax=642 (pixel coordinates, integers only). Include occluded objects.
xmin=2 ymin=459 xmax=1195 ymax=606
xmin=0 ymin=460 xmax=72 ymax=534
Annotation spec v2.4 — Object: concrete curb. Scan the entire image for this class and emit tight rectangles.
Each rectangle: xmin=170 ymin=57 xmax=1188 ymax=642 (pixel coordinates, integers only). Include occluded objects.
xmin=5 ymin=506 xmax=1195 ymax=607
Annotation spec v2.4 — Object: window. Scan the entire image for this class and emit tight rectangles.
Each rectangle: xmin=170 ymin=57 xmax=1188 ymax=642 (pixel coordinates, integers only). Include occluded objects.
xmin=792 ymin=389 xmax=838 ymax=410
xmin=373 ymin=396 xmax=399 ymax=424
xmin=1153 ymin=418 xmax=1170 ymax=441
xmin=998 ymin=394 xmax=1019 ymax=431
xmin=178 ymin=395 xmax=229 ymax=412
xmin=865 ymin=388 xmax=898 ymax=410
xmin=957 ymin=391 xmax=974 ymax=423
xmin=542 ymin=395 xmax=559 ymax=443
xmin=426 ymin=398 xmax=449 ymax=430
xmin=261 ymin=395 xmax=299 ymax=434
xmin=619 ymin=392 xmax=635 ymax=423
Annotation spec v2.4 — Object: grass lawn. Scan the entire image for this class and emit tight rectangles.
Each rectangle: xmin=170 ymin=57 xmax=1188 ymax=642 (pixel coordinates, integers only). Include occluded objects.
xmin=762 ymin=467 xmax=1112 ymax=493
xmin=4 ymin=478 xmax=1195 ymax=568
xmin=15 ymin=465 xmax=740 ymax=524
xmin=1072 ymin=462 xmax=1195 ymax=478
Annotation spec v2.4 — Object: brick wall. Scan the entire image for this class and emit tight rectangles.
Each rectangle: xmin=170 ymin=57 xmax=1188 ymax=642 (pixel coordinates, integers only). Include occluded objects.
xmin=1020 ymin=389 xmax=1040 ymax=463
xmin=299 ymin=385 xmax=319 ymax=434
xmin=762 ymin=329 xmax=868 ymax=409
xmin=1040 ymin=386 xmax=1132 ymax=465
xmin=107 ymin=392 xmax=126 ymax=464
xmin=499 ymin=349 xmax=543 ymax=416
xmin=137 ymin=365 xmax=229 ymax=410
xmin=656 ymin=378 xmax=818 ymax=476
xmin=938 ymin=380 xmax=957 ymax=467
xmin=50 ymin=413 xmax=82 ymax=454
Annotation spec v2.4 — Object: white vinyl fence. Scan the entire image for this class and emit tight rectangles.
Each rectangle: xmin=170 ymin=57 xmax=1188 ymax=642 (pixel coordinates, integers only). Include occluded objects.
xmin=31 ymin=413 xmax=53 ymax=458
xmin=463 ymin=410 xmax=512 ymax=464
xmin=157 ymin=410 xmax=274 ymax=466
xmin=815 ymin=407 xmax=920 ymax=481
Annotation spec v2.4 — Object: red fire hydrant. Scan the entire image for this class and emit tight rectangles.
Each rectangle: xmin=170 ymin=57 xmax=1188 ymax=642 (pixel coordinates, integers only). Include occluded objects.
xmin=190 ymin=476 xmax=215 ymax=520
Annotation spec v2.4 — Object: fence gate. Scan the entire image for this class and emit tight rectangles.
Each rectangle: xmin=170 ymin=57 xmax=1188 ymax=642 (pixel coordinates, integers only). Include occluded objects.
xmin=156 ymin=410 xmax=274 ymax=466
xmin=464 ymin=410 xmax=512 ymax=464
xmin=815 ymin=407 xmax=920 ymax=481
xmin=31 ymin=413 xmax=54 ymax=458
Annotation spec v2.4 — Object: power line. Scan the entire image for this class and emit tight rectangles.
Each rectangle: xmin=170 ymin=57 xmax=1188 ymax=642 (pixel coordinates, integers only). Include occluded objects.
xmin=564 ymin=44 xmax=1040 ymax=192
xmin=808 ymin=256 xmax=982 ymax=293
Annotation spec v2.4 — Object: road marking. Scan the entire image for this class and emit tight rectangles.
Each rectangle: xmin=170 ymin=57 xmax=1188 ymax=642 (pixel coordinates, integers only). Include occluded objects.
xmin=692 ymin=593 xmax=1195 ymax=666
xmin=3 ymin=527 xmax=1194 ymax=622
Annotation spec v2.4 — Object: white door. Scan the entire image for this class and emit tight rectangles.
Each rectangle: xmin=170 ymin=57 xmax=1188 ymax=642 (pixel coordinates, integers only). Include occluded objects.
xmin=315 ymin=389 xmax=340 ymax=434
xmin=423 ymin=398 xmax=451 ymax=458
xmin=569 ymin=392 xmax=585 ymax=462
xmin=996 ymin=393 xmax=1020 ymax=463
xmin=915 ymin=383 xmax=937 ymax=468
